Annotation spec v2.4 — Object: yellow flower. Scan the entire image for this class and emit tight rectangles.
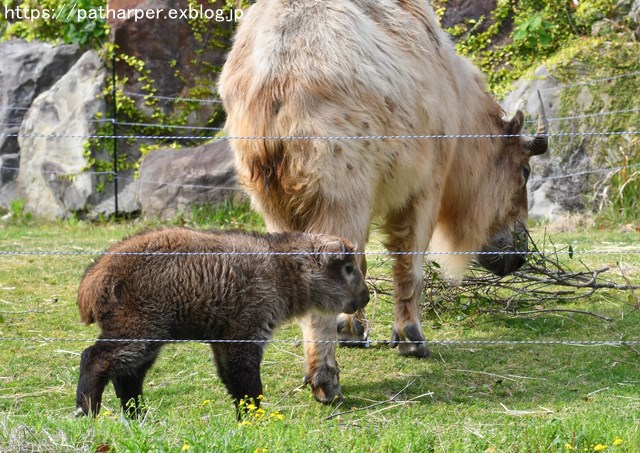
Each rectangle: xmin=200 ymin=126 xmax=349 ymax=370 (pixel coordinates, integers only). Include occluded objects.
xmin=237 ymin=420 xmax=253 ymax=427
xmin=253 ymin=449 xmax=267 ymax=453
xmin=612 ymin=438 xmax=623 ymax=446
xmin=201 ymin=399 xmax=211 ymax=407
xmin=593 ymin=445 xmax=608 ymax=452
xmin=246 ymin=403 xmax=257 ymax=411
xmin=269 ymin=411 xmax=285 ymax=421
xmin=181 ymin=442 xmax=191 ymax=451
xmin=565 ymin=444 xmax=575 ymax=450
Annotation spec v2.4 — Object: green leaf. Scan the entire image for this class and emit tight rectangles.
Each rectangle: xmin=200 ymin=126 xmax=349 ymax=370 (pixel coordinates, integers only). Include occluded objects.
xmin=531 ymin=15 xmax=543 ymax=29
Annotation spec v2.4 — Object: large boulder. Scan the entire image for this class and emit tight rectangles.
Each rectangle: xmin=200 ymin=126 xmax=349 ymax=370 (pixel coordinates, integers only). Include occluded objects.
xmin=137 ymin=141 xmax=241 ymax=219
xmin=108 ymin=0 xmax=234 ymax=122
xmin=0 ymin=39 xmax=82 ymax=205
xmin=502 ymin=65 xmax=571 ymax=220
xmin=15 ymin=51 xmax=107 ymax=220
xmin=631 ymin=0 xmax=640 ymax=25
xmin=104 ymin=0 xmax=238 ymax=214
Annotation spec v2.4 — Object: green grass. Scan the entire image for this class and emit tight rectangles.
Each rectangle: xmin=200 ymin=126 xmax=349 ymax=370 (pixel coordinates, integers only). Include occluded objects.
xmin=0 ymin=219 xmax=639 ymax=452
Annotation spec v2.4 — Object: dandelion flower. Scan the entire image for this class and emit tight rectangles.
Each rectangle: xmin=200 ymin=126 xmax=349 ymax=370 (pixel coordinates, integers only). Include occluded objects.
xmin=181 ymin=442 xmax=191 ymax=451
xmin=565 ymin=444 xmax=575 ymax=450
xmin=593 ymin=445 xmax=608 ymax=451
xmin=612 ymin=438 xmax=622 ymax=446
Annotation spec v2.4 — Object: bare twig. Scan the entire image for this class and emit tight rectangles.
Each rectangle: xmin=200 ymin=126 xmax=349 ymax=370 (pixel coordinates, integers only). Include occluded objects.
xmin=323 ymin=379 xmax=416 ymax=421
xmin=618 ymin=262 xmax=639 ymax=308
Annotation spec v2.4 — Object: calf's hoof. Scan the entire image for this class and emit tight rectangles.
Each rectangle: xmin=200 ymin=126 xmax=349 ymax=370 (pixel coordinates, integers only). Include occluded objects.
xmin=75 ymin=406 xmax=87 ymax=418
xmin=303 ymin=365 xmax=343 ymax=405
xmin=390 ymin=324 xmax=431 ymax=358
xmin=337 ymin=313 xmax=368 ymax=348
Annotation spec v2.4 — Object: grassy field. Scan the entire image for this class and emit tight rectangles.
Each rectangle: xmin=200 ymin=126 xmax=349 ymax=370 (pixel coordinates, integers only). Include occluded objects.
xmin=0 ymin=216 xmax=639 ymax=452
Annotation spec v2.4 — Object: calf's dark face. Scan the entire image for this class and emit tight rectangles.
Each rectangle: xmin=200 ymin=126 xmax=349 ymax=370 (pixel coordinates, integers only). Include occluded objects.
xmin=312 ymin=236 xmax=370 ymax=315
xmin=333 ymin=257 xmax=370 ymax=314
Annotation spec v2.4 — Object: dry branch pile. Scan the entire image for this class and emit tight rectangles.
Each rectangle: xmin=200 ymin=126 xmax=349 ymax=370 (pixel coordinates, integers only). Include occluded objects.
xmin=367 ymin=235 xmax=639 ymax=322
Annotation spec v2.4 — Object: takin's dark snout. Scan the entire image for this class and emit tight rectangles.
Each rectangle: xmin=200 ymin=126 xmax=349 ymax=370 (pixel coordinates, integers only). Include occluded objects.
xmin=477 ymin=224 xmax=529 ymax=276
xmin=74 ymin=228 xmax=369 ymax=420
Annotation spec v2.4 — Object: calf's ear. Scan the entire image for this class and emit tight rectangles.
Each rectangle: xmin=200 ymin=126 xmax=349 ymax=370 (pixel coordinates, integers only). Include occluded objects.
xmin=313 ymin=237 xmax=354 ymax=263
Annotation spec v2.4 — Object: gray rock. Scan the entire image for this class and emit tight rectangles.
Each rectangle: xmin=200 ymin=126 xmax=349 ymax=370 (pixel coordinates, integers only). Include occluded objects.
xmin=89 ymin=170 xmax=141 ymax=219
xmin=502 ymin=65 xmax=562 ymax=120
xmin=0 ymin=154 xmax=19 ymax=208
xmin=631 ymin=0 xmax=640 ymax=25
xmin=0 ymin=39 xmax=82 ymax=207
xmin=137 ymin=141 xmax=241 ymax=219
xmin=502 ymin=65 xmax=568 ymax=220
xmin=0 ymin=39 xmax=82 ymax=157
xmin=15 ymin=51 xmax=106 ymax=220
xmin=0 ymin=153 xmax=19 ymax=185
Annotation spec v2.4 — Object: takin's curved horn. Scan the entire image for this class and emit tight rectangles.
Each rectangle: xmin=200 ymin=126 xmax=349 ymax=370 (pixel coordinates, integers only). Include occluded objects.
xmin=523 ymin=90 xmax=549 ymax=156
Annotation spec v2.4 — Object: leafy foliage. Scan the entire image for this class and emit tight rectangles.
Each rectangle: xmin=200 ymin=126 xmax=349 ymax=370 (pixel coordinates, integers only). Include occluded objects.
xmin=435 ymin=0 xmax=621 ymax=96
xmin=1 ymin=0 xmax=109 ymax=48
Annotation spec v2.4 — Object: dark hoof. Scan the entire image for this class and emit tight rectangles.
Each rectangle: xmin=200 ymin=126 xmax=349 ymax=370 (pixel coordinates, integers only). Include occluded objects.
xmin=303 ymin=365 xmax=343 ymax=405
xmin=337 ymin=313 xmax=368 ymax=348
xmin=390 ymin=324 xmax=431 ymax=358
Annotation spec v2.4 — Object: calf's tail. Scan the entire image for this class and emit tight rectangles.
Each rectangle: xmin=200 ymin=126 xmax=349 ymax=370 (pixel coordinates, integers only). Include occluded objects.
xmin=77 ymin=262 xmax=107 ymax=325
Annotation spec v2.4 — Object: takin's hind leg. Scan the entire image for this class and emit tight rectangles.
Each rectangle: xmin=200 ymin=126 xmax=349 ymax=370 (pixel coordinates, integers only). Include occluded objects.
xmin=383 ymin=196 xmax=437 ymax=359
xmin=211 ymin=343 xmax=264 ymax=419
xmin=111 ymin=345 xmax=160 ymax=418
xmin=75 ymin=343 xmax=116 ymax=417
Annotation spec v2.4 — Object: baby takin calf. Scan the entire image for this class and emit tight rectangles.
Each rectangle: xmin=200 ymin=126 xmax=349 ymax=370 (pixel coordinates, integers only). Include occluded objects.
xmin=75 ymin=228 xmax=369 ymax=418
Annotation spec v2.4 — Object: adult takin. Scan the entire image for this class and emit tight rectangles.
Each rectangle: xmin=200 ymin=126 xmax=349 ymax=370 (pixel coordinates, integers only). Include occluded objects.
xmin=75 ymin=228 xmax=369 ymax=418
xmin=219 ymin=0 xmax=549 ymax=404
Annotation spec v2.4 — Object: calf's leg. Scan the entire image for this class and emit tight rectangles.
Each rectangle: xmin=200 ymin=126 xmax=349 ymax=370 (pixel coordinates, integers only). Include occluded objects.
xmin=111 ymin=346 xmax=160 ymax=417
xmin=75 ymin=343 xmax=115 ymax=417
xmin=76 ymin=341 xmax=162 ymax=417
xmin=211 ymin=343 xmax=264 ymax=419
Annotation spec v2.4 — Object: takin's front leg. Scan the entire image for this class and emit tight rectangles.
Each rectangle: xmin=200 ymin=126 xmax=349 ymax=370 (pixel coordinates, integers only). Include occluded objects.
xmin=388 ymin=252 xmax=430 ymax=357
xmin=383 ymin=196 xmax=436 ymax=359
xmin=299 ymin=313 xmax=342 ymax=405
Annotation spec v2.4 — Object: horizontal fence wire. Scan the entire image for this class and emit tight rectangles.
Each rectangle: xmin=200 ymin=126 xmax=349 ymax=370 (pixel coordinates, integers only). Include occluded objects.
xmin=4 ymin=162 xmax=639 ymax=189
xmin=0 ymin=337 xmax=637 ymax=347
xmin=539 ymin=70 xmax=640 ymax=91
xmin=2 ymin=130 xmax=640 ymax=141
xmin=1 ymin=109 xmax=637 ymax=131
xmin=0 ymin=249 xmax=639 ymax=257
xmin=114 ymin=70 xmax=640 ymax=105
xmin=123 ymin=91 xmax=224 ymax=104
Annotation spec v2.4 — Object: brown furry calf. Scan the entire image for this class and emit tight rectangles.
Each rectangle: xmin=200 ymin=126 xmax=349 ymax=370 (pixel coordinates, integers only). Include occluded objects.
xmin=75 ymin=228 xmax=369 ymax=418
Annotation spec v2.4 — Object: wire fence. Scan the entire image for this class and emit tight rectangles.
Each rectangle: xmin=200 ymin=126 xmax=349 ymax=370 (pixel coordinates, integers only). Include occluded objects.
xmin=1 ymin=68 xmax=639 ymax=350
xmin=0 ymin=337 xmax=637 ymax=347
